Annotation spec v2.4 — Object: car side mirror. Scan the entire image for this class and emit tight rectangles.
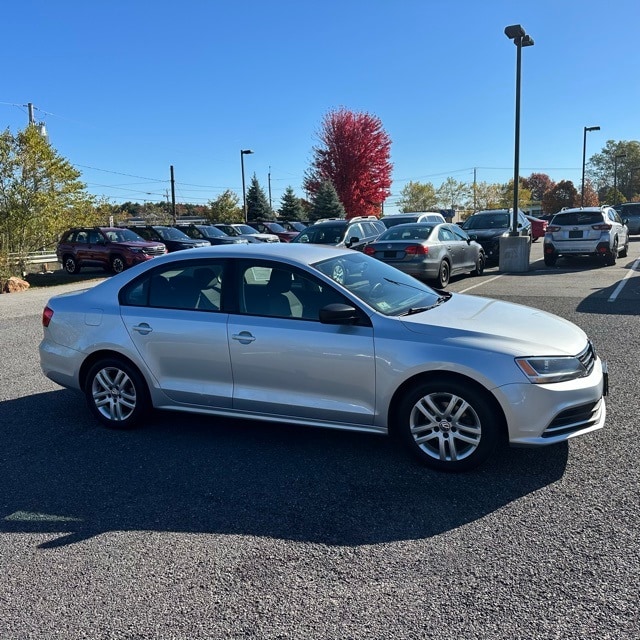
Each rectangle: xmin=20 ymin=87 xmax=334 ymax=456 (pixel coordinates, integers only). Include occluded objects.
xmin=319 ymin=303 xmax=360 ymax=325
xmin=345 ymin=236 xmax=359 ymax=248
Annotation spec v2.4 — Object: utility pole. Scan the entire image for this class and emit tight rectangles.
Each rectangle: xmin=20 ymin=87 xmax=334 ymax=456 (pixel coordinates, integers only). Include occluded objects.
xmin=268 ymin=166 xmax=272 ymax=209
xmin=170 ymin=165 xmax=176 ymax=223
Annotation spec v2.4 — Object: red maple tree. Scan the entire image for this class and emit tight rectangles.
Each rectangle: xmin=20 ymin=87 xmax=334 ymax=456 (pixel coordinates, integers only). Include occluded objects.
xmin=304 ymin=108 xmax=393 ymax=219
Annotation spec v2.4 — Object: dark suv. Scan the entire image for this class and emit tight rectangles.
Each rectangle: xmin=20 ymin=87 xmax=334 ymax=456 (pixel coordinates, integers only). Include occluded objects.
xmin=56 ymin=227 xmax=167 ymax=275
xmin=461 ymin=209 xmax=531 ymax=262
xmin=128 ymin=225 xmax=210 ymax=252
xmin=175 ymin=223 xmax=249 ymax=245
xmin=248 ymin=221 xmax=299 ymax=242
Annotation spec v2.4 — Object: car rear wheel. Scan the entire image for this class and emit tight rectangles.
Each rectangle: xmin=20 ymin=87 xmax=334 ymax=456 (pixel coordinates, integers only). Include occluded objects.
xmin=111 ymin=255 xmax=126 ymax=274
xmin=435 ymin=260 xmax=450 ymax=288
xmin=85 ymin=357 xmax=149 ymax=429
xmin=63 ymin=255 xmax=80 ymax=274
xmin=396 ymin=379 xmax=499 ymax=472
xmin=605 ymin=239 xmax=618 ymax=266
xmin=544 ymin=254 xmax=557 ymax=267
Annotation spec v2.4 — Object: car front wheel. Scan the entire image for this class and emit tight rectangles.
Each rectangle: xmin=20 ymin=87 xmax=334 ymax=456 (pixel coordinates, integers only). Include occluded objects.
xmin=471 ymin=254 xmax=484 ymax=276
xmin=85 ymin=358 xmax=149 ymax=429
xmin=64 ymin=255 xmax=80 ymax=274
xmin=396 ymin=379 xmax=500 ymax=472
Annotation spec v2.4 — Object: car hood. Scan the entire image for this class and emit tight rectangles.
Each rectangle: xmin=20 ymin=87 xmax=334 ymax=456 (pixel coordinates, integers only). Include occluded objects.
xmin=399 ymin=293 xmax=587 ymax=357
xmin=464 ymin=228 xmax=508 ymax=240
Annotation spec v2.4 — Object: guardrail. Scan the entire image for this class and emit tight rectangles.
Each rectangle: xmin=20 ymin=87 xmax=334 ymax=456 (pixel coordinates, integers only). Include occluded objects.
xmin=7 ymin=251 xmax=59 ymax=274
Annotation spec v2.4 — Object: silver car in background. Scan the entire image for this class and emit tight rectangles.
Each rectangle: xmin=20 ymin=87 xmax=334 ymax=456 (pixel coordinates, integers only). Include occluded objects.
xmin=363 ymin=222 xmax=485 ymax=287
xmin=40 ymin=244 xmax=607 ymax=472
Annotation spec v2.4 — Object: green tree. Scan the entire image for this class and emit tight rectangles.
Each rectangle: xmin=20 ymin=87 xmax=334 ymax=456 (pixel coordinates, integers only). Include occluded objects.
xmin=499 ymin=179 xmax=532 ymax=211
xmin=0 ymin=126 xmax=96 ymax=263
xmin=310 ymin=181 xmax=345 ymax=222
xmin=467 ymin=182 xmax=503 ymax=211
xmin=278 ymin=186 xmax=304 ymax=221
xmin=209 ymin=189 xmax=243 ymax=223
xmin=246 ymin=174 xmax=274 ymax=221
xmin=587 ymin=140 xmax=640 ymax=201
xmin=397 ymin=181 xmax=437 ymax=212
xmin=436 ymin=177 xmax=470 ymax=211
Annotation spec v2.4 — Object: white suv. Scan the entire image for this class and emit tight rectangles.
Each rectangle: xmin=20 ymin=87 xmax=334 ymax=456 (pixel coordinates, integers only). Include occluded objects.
xmin=543 ymin=206 xmax=629 ymax=267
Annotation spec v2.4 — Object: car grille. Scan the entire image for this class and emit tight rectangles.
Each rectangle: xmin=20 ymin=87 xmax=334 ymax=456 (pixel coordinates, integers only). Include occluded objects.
xmin=578 ymin=341 xmax=596 ymax=375
xmin=542 ymin=398 xmax=604 ymax=438
xmin=142 ymin=246 xmax=166 ymax=256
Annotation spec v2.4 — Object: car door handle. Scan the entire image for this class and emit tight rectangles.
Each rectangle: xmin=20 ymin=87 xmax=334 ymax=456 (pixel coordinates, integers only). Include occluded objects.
xmin=232 ymin=331 xmax=256 ymax=344
xmin=132 ymin=323 xmax=153 ymax=335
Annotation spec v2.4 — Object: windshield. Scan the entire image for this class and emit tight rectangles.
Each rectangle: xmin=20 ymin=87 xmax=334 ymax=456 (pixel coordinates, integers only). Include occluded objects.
xmin=199 ymin=225 xmax=227 ymax=238
xmin=265 ymin=222 xmax=286 ymax=233
xmin=106 ymin=228 xmax=146 ymax=242
xmin=463 ymin=213 xmax=510 ymax=230
xmin=293 ymin=223 xmax=346 ymax=245
xmin=235 ymin=224 xmax=260 ymax=234
xmin=155 ymin=227 xmax=191 ymax=240
xmin=381 ymin=216 xmax=419 ymax=228
xmin=552 ymin=212 xmax=603 ymax=226
xmin=312 ymin=252 xmax=442 ymax=316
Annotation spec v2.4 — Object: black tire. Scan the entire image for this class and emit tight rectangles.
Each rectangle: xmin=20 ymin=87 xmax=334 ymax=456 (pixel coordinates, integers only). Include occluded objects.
xmin=605 ymin=239 xmax=618 ymax=266
xmin=620 ymin=239 xmax=629 ymax=258
xmin=471 ymin=254 xmax=485 ymax=276
xmin=63 ymin=255 xmax=80 ymax=274
xmin=395 ymin=379 xmax=500 ymax=472
xmin=111 ymin=255 xmax=126 ymax=274
xmin=435 ymin=260 xmax=450 ymax=288
xmin=544 ymin=254 xmax=557 ymax=267
xmin=84 ymin=357 xmax=150 ymax=429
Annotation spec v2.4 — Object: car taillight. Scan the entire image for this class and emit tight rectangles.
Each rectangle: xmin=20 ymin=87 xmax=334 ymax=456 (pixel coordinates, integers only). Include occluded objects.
xmin=42 ymin=306 xmax=54 ymax=327
xmin=592 ymin=223 xmax=612 ymax=230
xmin=547 ymin=225 xmax=561 ymax=232
xmin=364 ymin=246 xmax=375 ymax=255
xmin=405 ymin=245 xmax=427 ymax=255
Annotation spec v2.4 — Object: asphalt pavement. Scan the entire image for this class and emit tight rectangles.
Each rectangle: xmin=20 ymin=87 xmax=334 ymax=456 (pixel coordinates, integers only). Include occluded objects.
xmin=0 ymin=241 xmax=638 ymax=639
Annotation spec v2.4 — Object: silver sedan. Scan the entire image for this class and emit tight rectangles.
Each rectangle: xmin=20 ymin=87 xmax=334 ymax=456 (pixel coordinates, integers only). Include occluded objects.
xmin=363 ymin=223 xmax=485 ymax=287
xmin=39 ymin=243 xmax=606 ymax=472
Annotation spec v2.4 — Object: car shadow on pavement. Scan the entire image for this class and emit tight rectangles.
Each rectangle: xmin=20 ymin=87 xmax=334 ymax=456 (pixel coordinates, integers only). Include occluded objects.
xmin=0 ymin=389 xmax=568 ymax=549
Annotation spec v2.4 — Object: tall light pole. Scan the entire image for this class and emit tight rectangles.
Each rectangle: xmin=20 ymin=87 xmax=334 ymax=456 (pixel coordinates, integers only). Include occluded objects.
xmin=581 ymin=126 xmax=600 ymax=206
xmin=504 ymin=24 xmax=534 ymax=235
xmin=614 ymin=153 xmax=626 ymax=206
xmin=240 ymin=149 xmax=254 ymax=222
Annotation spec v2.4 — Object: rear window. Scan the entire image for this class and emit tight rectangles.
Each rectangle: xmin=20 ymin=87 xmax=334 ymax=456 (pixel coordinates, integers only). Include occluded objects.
xmin=552 ymin=212 xmax=603 ymax=226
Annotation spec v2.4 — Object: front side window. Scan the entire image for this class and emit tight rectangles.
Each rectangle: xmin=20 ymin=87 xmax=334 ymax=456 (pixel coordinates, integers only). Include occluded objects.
xmin=239 ymin=261 xmax=347 ymax=320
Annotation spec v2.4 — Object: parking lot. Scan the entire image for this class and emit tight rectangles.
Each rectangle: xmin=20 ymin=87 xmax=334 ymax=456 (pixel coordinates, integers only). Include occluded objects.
xmin=1 ymin=239 xmax=639 ymax=639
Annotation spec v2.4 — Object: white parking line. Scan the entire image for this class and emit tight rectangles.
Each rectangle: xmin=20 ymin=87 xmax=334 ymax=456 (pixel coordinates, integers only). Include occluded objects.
xmin=608 ymin=257 xmax=640 ymax=302
xmin=458 ymin=274 xmax=504 ymax=293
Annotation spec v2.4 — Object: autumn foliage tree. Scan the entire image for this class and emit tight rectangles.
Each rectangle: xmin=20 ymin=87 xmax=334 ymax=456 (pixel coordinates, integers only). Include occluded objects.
xmin=304 ymin=108 xmax=392 ymax=219
xmin=542 ymin=180 xmax=579 ymax=213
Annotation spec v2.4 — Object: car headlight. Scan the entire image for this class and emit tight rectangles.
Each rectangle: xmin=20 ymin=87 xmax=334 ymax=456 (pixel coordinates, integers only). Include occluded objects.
xmin=515 ymin=356 xmax=588 ymax=384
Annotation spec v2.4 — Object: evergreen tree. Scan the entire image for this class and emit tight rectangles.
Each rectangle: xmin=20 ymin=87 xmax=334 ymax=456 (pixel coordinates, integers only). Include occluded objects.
xmin=310 ymin=181 xmax=345 ymax=222
xmin=279 ymin=186 xmax=304 ymax=221
xmin=246 ymin=174 xmax=274 ymax=221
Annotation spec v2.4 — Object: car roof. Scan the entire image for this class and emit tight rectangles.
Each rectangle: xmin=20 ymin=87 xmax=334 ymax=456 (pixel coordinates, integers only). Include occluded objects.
xmin=135 ymin=241 xmax=352 ymax=268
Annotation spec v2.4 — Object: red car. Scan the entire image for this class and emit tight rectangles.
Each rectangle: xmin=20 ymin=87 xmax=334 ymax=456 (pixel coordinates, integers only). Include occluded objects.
xmin=526 ymin=215 xmax=548 ymax=242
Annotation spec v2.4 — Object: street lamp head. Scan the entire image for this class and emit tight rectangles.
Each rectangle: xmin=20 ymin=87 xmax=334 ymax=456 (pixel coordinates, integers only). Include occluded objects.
xmin=615 ymin=153 xmax=627 ymax=160
xmin=241 ymin=149 xmax=254 ymax=155
xmin=521 ymin=35 xmax=534 ymax=47
xmin=585 ymin=126 xmax=601 ymax=132
xmin=504 ymin=24 xmax=526 ymax=39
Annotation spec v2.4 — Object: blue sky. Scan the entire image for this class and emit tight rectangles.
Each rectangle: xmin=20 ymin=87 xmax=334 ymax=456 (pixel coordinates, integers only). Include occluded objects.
xmin=3 ymin=0 xmax=638 ymax=213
